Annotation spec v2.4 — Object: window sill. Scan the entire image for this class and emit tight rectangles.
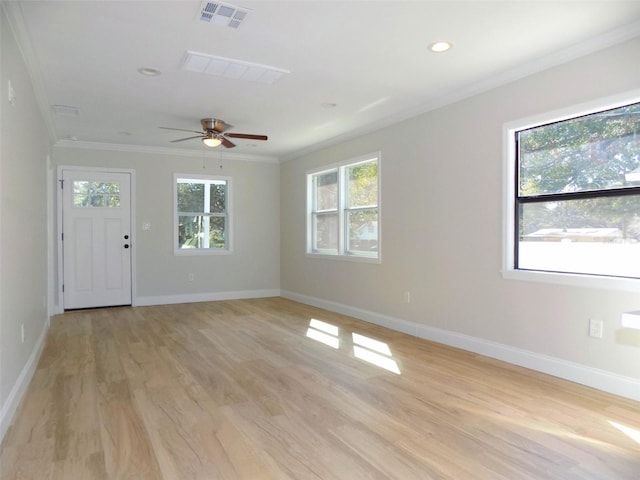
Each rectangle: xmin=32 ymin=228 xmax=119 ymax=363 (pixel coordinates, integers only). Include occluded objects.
xmin=174 ymin=248 xmax=233 ymax=256
xmin=501 ymin=268 xmax=640 ymax=292
xmin=306 ymin=252 xmax=381 ymax=264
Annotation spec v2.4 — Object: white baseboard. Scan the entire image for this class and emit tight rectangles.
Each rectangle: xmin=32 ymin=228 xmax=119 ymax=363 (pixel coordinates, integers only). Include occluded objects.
xmin=0 ymin=316 xmax=50 ymax=442
xmin=136 ymin=289 xmax=281 ymax=307
xmin=281 ymin=290 xmax=640 ymax=402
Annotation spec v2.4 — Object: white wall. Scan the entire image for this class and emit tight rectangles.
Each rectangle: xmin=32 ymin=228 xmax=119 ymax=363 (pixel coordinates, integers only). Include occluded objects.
xmin=52 ymin=147 xmax=280 ymax=306
xmin=0 ymin=7 xmax=50 ymax=438
xmin=2 ymin=5 xmax=639 ymax=447
xmin=280 ymin=37 xmax=640 ymax=394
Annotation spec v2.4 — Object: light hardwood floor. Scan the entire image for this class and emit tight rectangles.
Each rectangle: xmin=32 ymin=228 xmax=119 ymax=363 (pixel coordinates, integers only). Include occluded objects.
xmin=1 ymin=297 xmax=639 ymax=479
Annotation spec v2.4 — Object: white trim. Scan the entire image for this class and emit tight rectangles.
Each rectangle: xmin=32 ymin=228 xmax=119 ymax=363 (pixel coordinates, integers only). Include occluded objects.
xmin=1 ymin=1 xmax=57 ymax=143
xmin=54 ymin=140 xmax=279 ymax=164
xmin=306 ymin=152 xmax=381 ymax=262
xmin=305 ymin=252 xmax=381 ymax=264
xmin=56 ymin=166 xmax=137 ymax=309
xmin=501 ymin=269 xmax=640 ymax=292
xmin=0 ymin=316 xmax=49 ymax=443
xmin=173 ymin=173 xmax=233 ymax=255
xmin=281 ymin=20 xmax=640 ymax=163
xmin=502 ymin=89 xmax=640 ymax=292
xmin=136 ymin=289 xmax=280 ymax=307
xmin=46 ymin=153 xmax=56 ymax=315
xmin=281 ymin=290 xmax=640 ymax=402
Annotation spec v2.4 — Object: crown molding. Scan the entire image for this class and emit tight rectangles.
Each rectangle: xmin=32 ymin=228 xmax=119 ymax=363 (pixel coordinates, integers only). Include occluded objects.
xmin=6 ymin=0 xmax=640 ymax=165
xmin=54 ymin=139 xmax=280 ymax=164
xmin=2 ymin=0 xmax=57 ymax=144
xmin=281 ymin=19 xmax=640 ymax=163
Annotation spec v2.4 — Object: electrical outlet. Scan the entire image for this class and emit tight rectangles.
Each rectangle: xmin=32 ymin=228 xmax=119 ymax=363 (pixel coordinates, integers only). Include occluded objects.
xmin=188 ymin=273 xmax=194 ymax=282
xmin=589 ymin=318 xmax=603 ymax=338
xmin=403 ymin=291 xmax=411 ymax=304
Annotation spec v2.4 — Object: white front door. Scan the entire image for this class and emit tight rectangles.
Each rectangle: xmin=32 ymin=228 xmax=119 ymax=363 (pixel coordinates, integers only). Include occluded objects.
xmin=62 ymin=170 xmax=132 ymax=309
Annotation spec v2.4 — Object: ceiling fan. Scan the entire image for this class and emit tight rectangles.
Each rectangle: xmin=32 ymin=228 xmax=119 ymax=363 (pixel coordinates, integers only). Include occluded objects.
xmin=159 ymin=118 xmax=267 ymax=148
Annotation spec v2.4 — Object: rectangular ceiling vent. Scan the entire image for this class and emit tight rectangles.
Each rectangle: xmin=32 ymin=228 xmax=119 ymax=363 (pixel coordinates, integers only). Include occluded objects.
xmin=198 ymin=1 xmax=252 ymax=28
xmin=182 ymin=51 xmax=290 ymax=85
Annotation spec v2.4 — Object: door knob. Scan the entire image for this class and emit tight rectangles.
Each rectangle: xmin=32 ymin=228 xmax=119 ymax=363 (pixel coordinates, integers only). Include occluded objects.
xmin=124 ymin=244 xmax=129 ymax=249
xmin=124 ymin=234 xmax=129 ymax=239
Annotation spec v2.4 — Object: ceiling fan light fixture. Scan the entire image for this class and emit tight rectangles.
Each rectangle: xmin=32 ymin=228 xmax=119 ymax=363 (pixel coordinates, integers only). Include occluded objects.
xmin=202 ymin=136 xmax=222 ymax=147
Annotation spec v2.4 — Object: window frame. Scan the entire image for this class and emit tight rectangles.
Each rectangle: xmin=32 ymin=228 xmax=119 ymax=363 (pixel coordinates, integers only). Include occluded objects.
xmin=173 ymin=173 xmax=233 ymax=256
xmin=306 ymin=152 xmax=381 ymax=263
xmin=502 ymin=90 xmax=640 ymax=291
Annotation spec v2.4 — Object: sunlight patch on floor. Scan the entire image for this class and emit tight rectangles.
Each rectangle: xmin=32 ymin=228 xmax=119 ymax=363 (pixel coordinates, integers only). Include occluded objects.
xmin=352 ymin=332 xmax=392 ymax=356
xmin=609 ymin=421 xmax=640 ymax=445
xmin=309 ymin=318 xmax=339 ymax=336
xmin=304 ymin=319 xmax=401 ymax=374
xmin=353 ymin=345 xmax=401 ymax=374
xmin=306 ymin=327 xmax=340 ymax=349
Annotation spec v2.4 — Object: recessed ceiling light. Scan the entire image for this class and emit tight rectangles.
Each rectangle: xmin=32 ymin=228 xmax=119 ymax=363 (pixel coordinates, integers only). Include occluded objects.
xmin=429 ymin=41 xmax=453 ymax=53
xmin=138 ymin=66 xmax=162 ymax=76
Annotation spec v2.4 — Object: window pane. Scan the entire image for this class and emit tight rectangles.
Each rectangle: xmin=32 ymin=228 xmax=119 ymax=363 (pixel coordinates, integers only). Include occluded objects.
xmin=209 ymin=216 xmax=226 ymax=248
xmin=177 ymin=182 xmax=204 ymax=212
xmin=315 ymin=171 xmax=338 ymax=211
xmin=73 ymin=181 xmax=120 ymax=207
xmin=518 ymin=195 xmax=640 ymax=277
xmin=313 ymin=212 xmax=338 ymax=250
xmin=518 ymin=102 xmax=640 ymax=196
xmin=209 ymin=181 xmax=226 ymax=213
xmin=347 ymin=161 xmax=378 ymax=208
xmin=347 ymin=209 xmax=378 ymax=254
xmin=178 ymin=215 xmax=226 ymax=249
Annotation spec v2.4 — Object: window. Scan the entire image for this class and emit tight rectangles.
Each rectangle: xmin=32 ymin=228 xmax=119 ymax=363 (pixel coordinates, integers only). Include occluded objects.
xmin=174 ymin=174 xmax=232 ymax=254
xmin=504 ymin=97 xmax=640 ymax=286
xmin=73 ymin=181 xmax=120 ymax=207
xmin=307 ymin=153 xmax=380 ymax=261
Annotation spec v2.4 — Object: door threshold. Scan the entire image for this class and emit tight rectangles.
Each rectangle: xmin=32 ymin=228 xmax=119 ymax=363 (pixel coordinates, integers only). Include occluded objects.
xmin=64 ymin=304 xmax=132 ymax=312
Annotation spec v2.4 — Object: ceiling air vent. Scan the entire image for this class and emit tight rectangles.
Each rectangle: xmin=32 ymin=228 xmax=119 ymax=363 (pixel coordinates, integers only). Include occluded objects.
xmin=198 ymin=1 xmax=252 ymax=28
xmin=182 ymin=51 xmax=290 ymax=85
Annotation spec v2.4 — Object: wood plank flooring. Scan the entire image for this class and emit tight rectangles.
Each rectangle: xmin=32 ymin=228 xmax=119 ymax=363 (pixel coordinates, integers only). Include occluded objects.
xmin=1 ymin=297 xmax=639 ymax=479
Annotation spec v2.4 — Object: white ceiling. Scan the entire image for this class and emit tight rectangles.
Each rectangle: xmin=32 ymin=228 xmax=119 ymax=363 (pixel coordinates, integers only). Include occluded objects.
xmin=7 ymin=1 xmax=640 ymax=161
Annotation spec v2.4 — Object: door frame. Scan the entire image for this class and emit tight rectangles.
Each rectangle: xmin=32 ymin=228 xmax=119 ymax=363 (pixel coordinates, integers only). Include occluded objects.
xmin=56 ymin=166 xmax=137 ymax=312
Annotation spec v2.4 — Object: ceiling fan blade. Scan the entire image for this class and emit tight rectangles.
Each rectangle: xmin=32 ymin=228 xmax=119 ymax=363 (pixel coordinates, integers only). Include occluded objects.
xmin=170 ymin=135 xmax=204 ymax=143
xmin=225 ymin=133 xmax=268 ymax=141
xmin=221 ymin=137 xmax=236 ymax=148
xmin=160 ymin=126 xmax=205 ymax=135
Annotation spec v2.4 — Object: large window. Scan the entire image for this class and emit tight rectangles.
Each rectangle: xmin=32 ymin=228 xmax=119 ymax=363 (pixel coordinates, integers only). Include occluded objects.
xmin=307 ymin=153 xmax=380 ymax=261
xmin=174 ymin=174 xmax=232 ymax=254
xmin=506 ymin=98 xmax=640 ymax=285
